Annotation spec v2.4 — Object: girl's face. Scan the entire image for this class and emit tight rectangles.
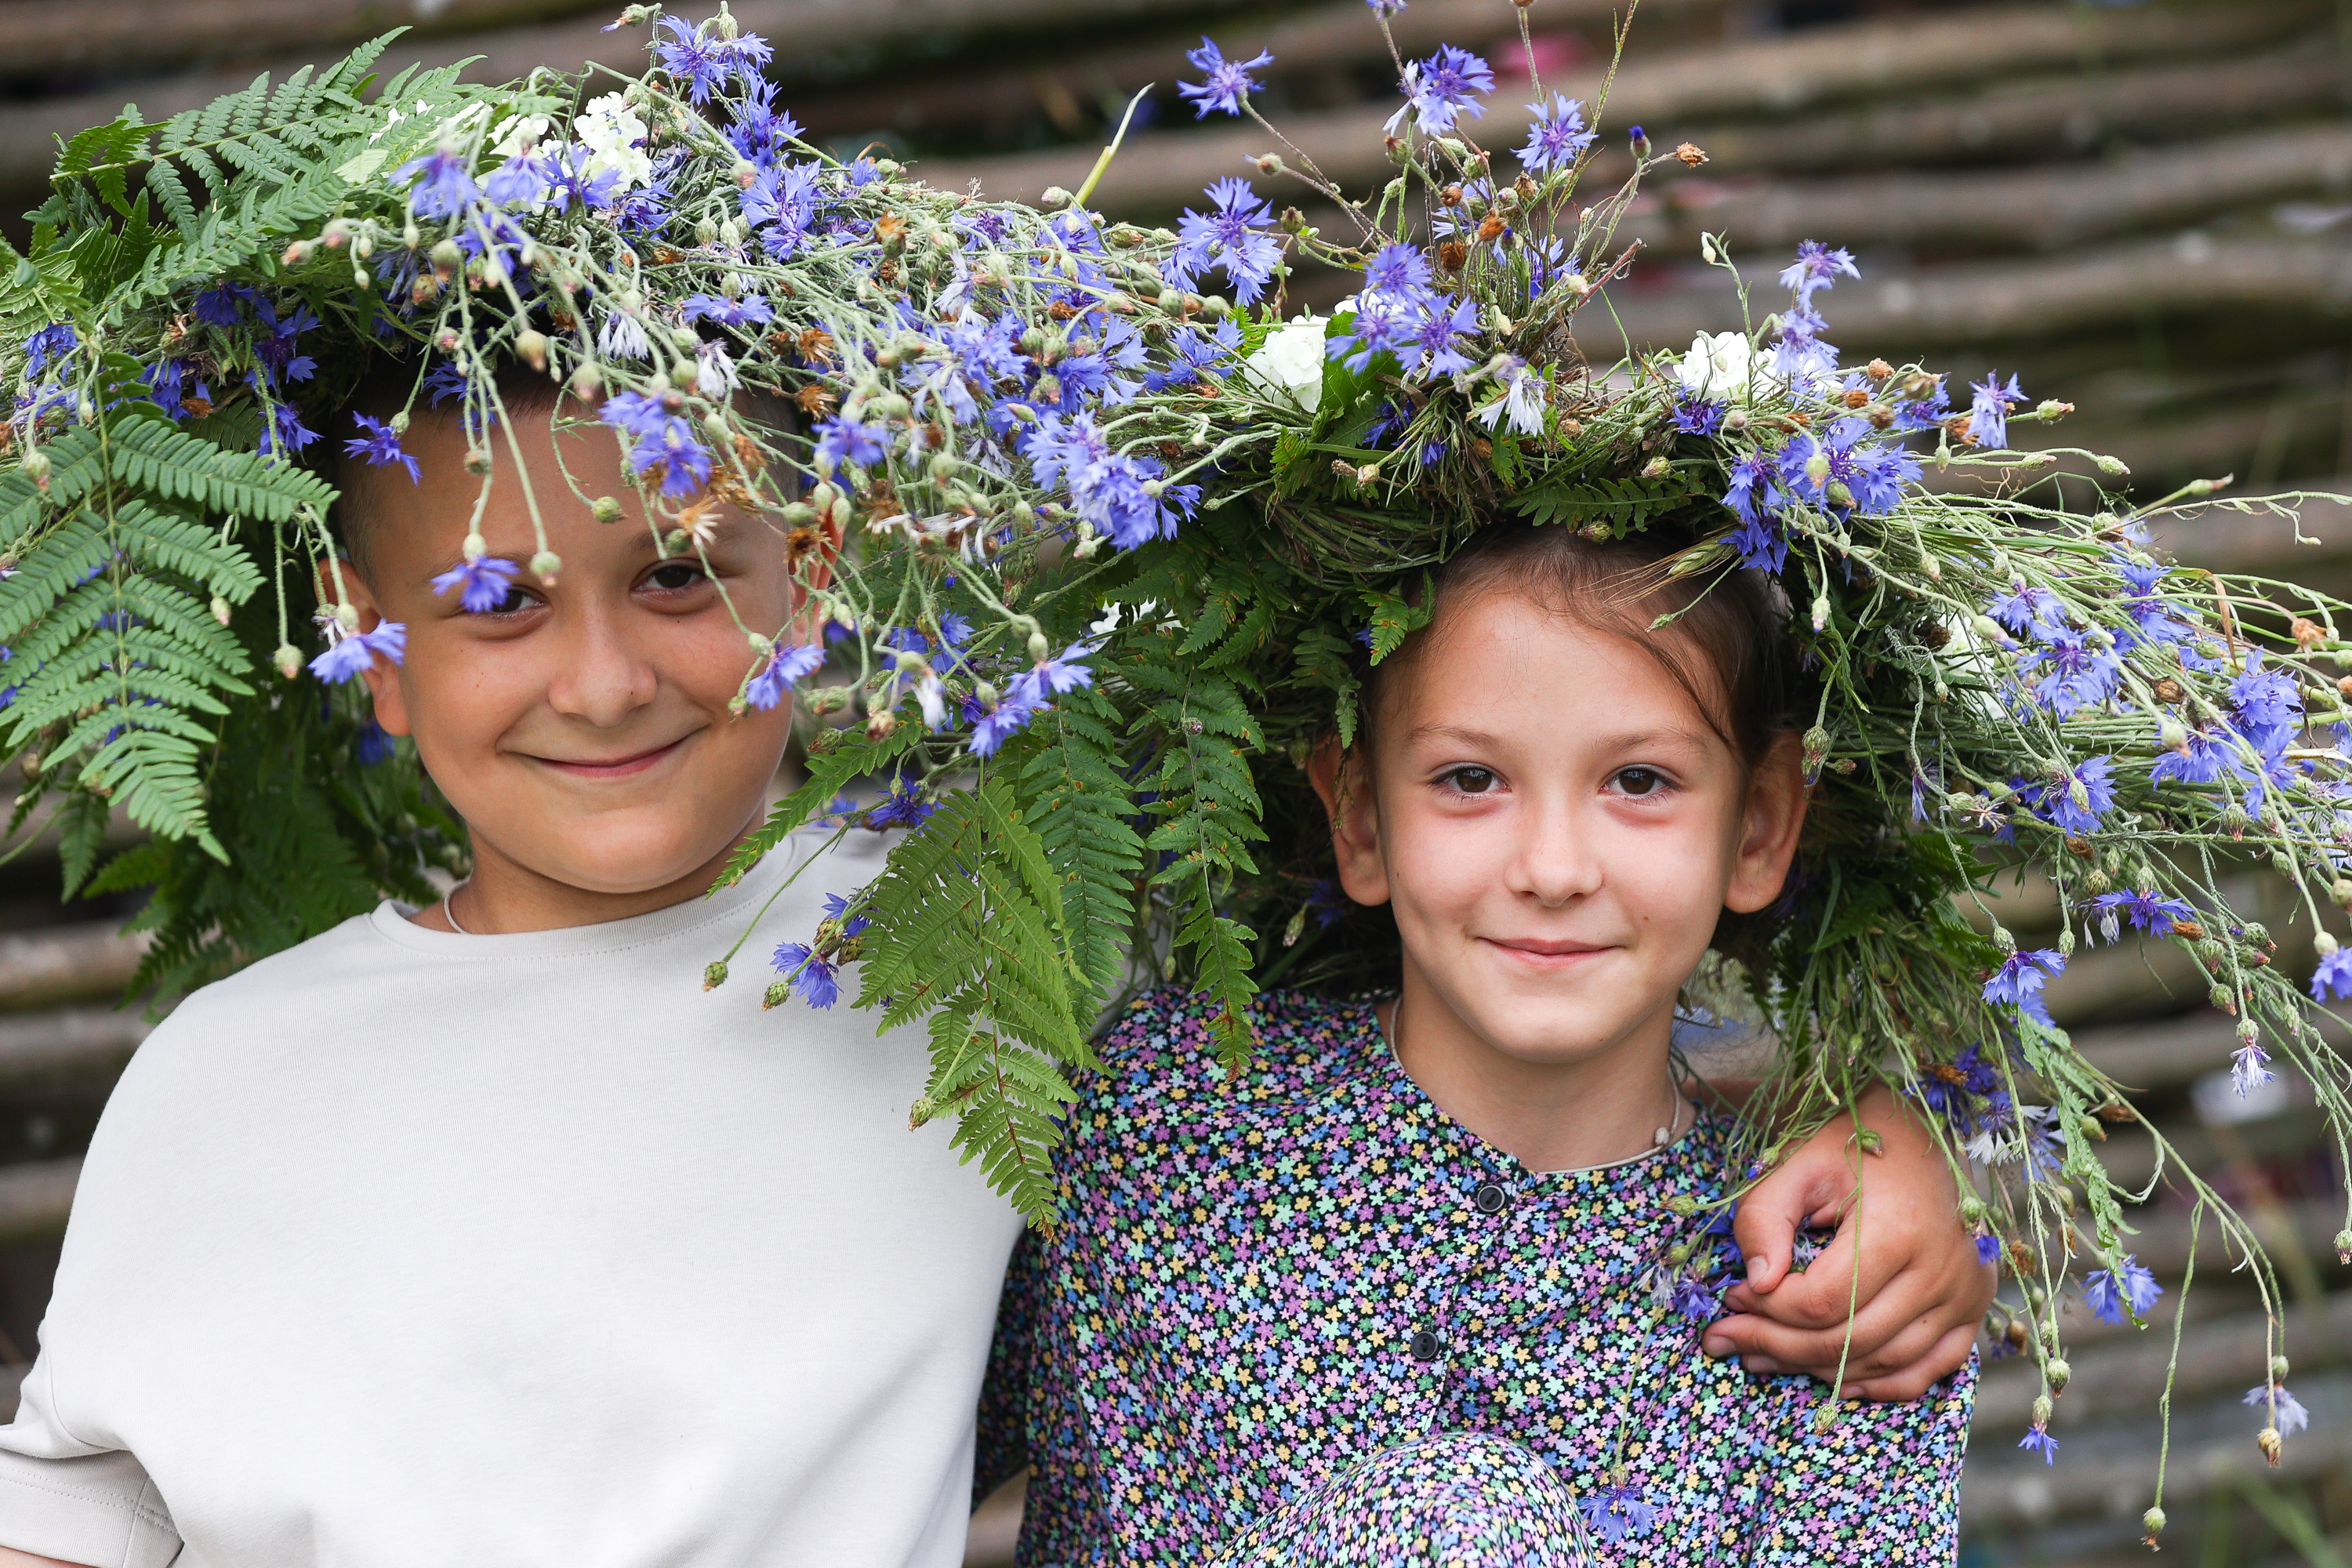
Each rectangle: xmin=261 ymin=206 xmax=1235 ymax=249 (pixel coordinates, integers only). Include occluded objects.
xmin=1317 ymin=586 xmax=1806 ymax=1075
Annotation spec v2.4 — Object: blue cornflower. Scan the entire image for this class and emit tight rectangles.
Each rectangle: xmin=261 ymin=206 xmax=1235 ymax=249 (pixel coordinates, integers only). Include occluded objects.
xmin=969 ymin=688 xmax=1042 ymax=756
xmin=308 ymin=622 xmax=406 ymax=684
xmin=1577 ymin=1484 xmax=1660 ymax=1544
xmin=1366 ymin=0 xmax=1406 ymax=13
xmin=655 ymin=16 xmax=734 ymax=105
xmin=2022 ymin=632 xmax=2124 ymax=719
xmin=1773 ymin=417 xmax=1918 ymax=518
xmin=866 ymin=775 xmax=935 ymax=829
xmin=1327 ymin=296 xmax=1416 ymax=373
xmin=1983 ymin=948 xmax=2064 ymax=1027
xmin=2310 ymin=948 xmax=2352 ymax=1002
xmin=813 ymin=415 xmax=889 ymax=477
xmin=354 ymin=717 xmax=397 ymax=767
xmin=2244 ymin=1384 xmax=2311 ymax=1436
xmin=1178 ymin=38 xmax=1273 ymax=118
xmin=543 ymin=145 xmax=622 ymax=213
xmin=2017 ymin=1423 xmax=2059 ymax=1465
xmin=1012 ymin=643 xmax=1095 ymax=707
xmin=726 ymin=85 xmax=804 ymax=169
xmin=2150 ymin=724 xmax=2236 ymax=789
xmin=1671 ymin=396 xmax=1726 ymax=437
xmin=1171 ymin=178 xmax=1282 ymax=306
xmin=1404 ymin=293 xmax=1479 ymax=379
xmin=481 ymin=153 xmax=548 ymax=208
xmin=1968 ymin=372 xmax=2025 ymax=450
xmin=746 ymin=642 xmax=826 ymax=710
xmin=2227 ymin=653 xmax=2303 ymax=735
xmin=191 ymin=283 xmax=260 ymax=327
xmin=20 ymin=323 xmax=75 ymax=377
xmin=681 ymin=293 xmax=775 ymax=328
xmin=2083 ymin=1254 xmax=2161 ymax=1323
xmin=1722 ymin=451 xmax=1783 ymax=527
xmin=343 ymin=414 xmax=421 ymax=484
xmin=1668 ymin=1276 xmax=1720 ymax=1321
xmin=1306 ymin=878 xmax=1352 ymax=929
xmin=394 ymin=146 xmax=482 ymax=220
xmin=770 ymin=942 xmax=840 ymax=1008
xmin=429 ymin=556 xmax=521 ymax=614
xmin=139 ymin=359 xmax=190 ymax=420
xmin=936 ymin=613 xmax=974 ymax=651
xmin=1359 ymin=241 xmax=1435 ymax=306
xmin=1985 ymin=579 xmax=2066 ymax=641
xmin=1515 ymin=94 xmax=1595 ymax=173
xmin=1975 ymin=1233 xmax=2002 ymax=1265
xmin=1778 ymin=239 xmax=1859 ymax=300
xmin=2021 ymin=755 xmax=2117 ymax=837
xmin=741 ymin=160 xmax=821 ymax=258
xmin=1390 ymin=45 xmax=1494 ymax=136
xmin=1024 ymin=412 xmax=1192 ymax=550
xmin=257 ymin=400 xmax=319 ymax=458
xmin=822 ymin=891 xmax=871 ymax=938
xmin=2085 ymin=889 xmax=2195 ymax=942
xmin=2232 ymin=1040 xmax=2273 ymax=1095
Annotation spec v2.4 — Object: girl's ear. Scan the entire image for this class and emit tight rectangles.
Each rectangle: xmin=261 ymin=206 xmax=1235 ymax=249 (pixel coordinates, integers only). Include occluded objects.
xmin=1724 ymin=730 xmax=1808 ymax=914
xmin=1308 ymin=735 xmax=1392 ymax=908
xmin=313 ymin=557 xmax=412 ymax=738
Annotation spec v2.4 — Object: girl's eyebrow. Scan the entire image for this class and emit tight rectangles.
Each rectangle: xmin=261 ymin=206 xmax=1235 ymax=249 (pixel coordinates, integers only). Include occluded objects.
xmin=1403 ymin=721 xmax=1716 ymax=752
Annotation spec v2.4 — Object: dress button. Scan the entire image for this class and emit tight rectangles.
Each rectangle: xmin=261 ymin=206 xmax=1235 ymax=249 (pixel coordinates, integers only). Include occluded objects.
xmin=1409 ymin=1328 xmax=1443 ymax=1362
xmin=1473 ymin=1181 xmax=1508 ymax=1215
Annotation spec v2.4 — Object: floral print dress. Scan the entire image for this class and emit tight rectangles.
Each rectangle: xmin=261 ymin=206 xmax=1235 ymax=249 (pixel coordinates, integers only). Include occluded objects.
xmin=976 ymin=989 xmax=1973 ymax=1566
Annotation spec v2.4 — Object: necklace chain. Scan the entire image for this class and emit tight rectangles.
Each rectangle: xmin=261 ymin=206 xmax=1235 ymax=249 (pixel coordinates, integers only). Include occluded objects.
xmin=441 ymin=879 xmax=475 ymax=936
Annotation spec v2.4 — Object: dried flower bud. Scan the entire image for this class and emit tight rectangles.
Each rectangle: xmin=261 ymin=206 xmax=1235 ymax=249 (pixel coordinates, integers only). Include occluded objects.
xmin=570 ymin=363 xmax=604 ymax=400
xmin=515 ymin=329 xmax=550 ymax=371
xmin=281 ymin=240 xmax=313 ymax=267
xmin=1252 ymin=153 xmax=1286 ymax=177
xmin=273 ymin=644 xmax=303 ymax=679
xmin=463 ymin=450 xmax=492 ymax=476
xmin=2046 ymin=1359 xmax=2070 ymax=1391
xmin=2292 ymin=615 xmax=2328 ymax=648
xmin=2142 ymin=1507 xmax=2165 ymax=1543
xmin=1674 ymin=142 xmax=1708 ymax=166
xmin=529 ymin=550 xmax=562 ymax=583
xmin=866 ymin=709 xmax=898 ymax=742
xmin=210 ymin=596 xmax=232 ymax=626
xmin=2257 ymin=1426 xmax=2283 ymax=1465
xmin=1865 ymin=358 xmax=1893 ymax=381
xmin=1642 ymin=456 xmax=1669 ymax=478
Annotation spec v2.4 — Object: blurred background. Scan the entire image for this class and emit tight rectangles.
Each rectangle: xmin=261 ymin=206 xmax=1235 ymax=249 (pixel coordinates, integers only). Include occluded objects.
xmin=4 ymin=0 xmax=2351 ymax=1561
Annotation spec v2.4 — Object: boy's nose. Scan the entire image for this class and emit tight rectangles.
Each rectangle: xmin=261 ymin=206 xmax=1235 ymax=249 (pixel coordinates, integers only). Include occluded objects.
xmin=544 ymin=618 xmax=660 ymax=726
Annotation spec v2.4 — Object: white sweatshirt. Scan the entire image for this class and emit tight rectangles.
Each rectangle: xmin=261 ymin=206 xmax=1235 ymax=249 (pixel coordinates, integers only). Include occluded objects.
xmin=0 ymin=828 xmax=1021 ymax=1568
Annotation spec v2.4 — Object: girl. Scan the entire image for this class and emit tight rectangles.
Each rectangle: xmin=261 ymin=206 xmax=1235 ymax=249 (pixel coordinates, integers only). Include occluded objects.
xmin=982 ymin=523 xmax=1974 ymax=1565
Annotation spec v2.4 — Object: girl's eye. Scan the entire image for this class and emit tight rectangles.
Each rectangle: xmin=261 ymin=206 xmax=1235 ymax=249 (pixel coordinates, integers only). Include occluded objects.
xmin=1613 ymin=767 xmax=1666 ymax=797
xmin=1444 ymin=766 xmax=1497 ymax=795
xmin=481 ymin=586 xmax=532 ymax=615
xmin=645 ymin=561 xmax=705 ymax=593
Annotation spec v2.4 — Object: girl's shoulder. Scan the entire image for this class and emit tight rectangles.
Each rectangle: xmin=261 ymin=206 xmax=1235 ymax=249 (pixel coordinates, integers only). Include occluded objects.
xmin=1079 ymin=986 xmax=1388 ymax=1127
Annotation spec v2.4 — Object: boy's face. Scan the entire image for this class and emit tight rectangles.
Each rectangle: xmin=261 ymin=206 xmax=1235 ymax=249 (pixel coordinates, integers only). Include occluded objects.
xmin=339 ymin=405 xmax=797 ymax=911
xmin=1316 ymin=587 xmax=1805 ymax=1073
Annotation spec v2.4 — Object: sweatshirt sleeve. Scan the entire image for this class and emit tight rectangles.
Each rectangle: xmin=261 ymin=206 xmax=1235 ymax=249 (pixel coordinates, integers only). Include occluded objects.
xmin=0 ymin=1355 xmax=181 ymax=1568
xmin=971 ymin=1225 xmax=1044 ymax=1507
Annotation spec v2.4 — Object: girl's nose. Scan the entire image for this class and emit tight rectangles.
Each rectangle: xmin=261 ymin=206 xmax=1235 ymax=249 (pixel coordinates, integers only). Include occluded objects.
xmin=1509 ymin=798 xmax=1604 ymax=906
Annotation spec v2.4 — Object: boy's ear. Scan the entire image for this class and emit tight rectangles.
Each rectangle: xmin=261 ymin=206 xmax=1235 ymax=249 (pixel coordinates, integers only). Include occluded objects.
xmin=1724 ymin=731 xmax=1808 ymax=914
xmin=313 ymin=557 xmax=412 ymax=738
xmin=1308 ymin=735 xmax=1392 ymax=908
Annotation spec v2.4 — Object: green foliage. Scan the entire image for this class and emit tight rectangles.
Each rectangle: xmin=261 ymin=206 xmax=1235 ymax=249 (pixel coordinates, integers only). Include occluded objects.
xmin=1009 ymin=690 xmax=1145 ymax=1005
xmin=1514 ymin=473 xmax=1690 ymax=532
xmin=721 ymin=723 xmax=924 ymax=887
xmin=854 ymin=779 xmax=1091 ymax=1216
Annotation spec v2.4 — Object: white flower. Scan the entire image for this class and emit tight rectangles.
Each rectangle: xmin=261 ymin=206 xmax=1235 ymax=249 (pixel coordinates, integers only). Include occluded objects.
xmin=696 ymin=339 xmax=739 ymax=396
xmin=915 ymin=673 xmax=947 ymax=730
xmin=1677 ymin=330 xmax=1779 ymax=401
xmin=574 ymin=93 xmax=652 ymax=190
xmin=597 ymin=308 xmax=648 ymax=360
xmin=1242 ymin=314 xmax=1329 ymax=413
xmin=1473 ymin=358 xmax=1547 ymax=437
xmin=492 ymin=114 xmax=552 ymax=160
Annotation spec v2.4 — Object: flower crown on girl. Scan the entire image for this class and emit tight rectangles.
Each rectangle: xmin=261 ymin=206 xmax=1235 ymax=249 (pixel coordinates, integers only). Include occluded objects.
xmin=4 ymin=3 xmax=2345 ymax=1530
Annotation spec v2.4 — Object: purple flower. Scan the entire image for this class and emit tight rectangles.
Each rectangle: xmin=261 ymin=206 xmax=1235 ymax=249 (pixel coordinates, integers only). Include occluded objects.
xmin=2017 ymin=1423 xmax=2059 ymax=1465
xmin=746 ymin=642 xmax=826 ymax=710
xmin=2020 ymin=755 xmax=2117 ymax=837
xmin=1968 ymin=372 xmax=2025 ymax=451
xmin=1359 ymin=241 xmax=1434 ymax=304
xmin=1723 ymin=451 xmax=1782 ymax=528
xmin=1773 ymin=417 xmax=1918 ymax=518
xmin=1178 ymin=38 xmax=1273 ymax=118
xmin=1391 ymin=45 xmax=1494 ymax=136
xmin=191 ymin=284 xmax=259 ymax=327
xmin=1975 ymin=1233 xmax=2002 ymax=1265
xmin=429 ymin=556 xmax=521 ymax=614
xmin=1366 ymin=0 xmax=1406 ymax=13
xmin=1577 ymin=1484 xmax=1660 ymax=1544
xmin=1668 ymin=1276 xmax=1720 ymax=1321
xmin=20 ymin=323 xmax=75 ymax=378
xmin=770 ymin=942 xmax=840 ymax=1008
xmin=822 ymin=891 xmax=871 ymax=938
xmin=813 ymin=415 xmax=889 ymax=477
xmin=481 ymin=153 xmax=548 ymax=208
xmin=2021 ymin=632 xmax=2123 ymax=719
xmin=865 ymin=775 xmax=935 ymax=829
xmin=2083 ymin=1254 xmax=2161 ymax=1324
xmin=2150 ymin=725 xmax=2236 ymax=789
xmin=655 ymin=16 xmax=735 ymax=105
xmin=2243 ymin=1384 xmax=2311 ymax=1436
xmin=543 ymin=145 xmax=622 ymax=214
xmin=1778 ymin=239 xmax=1859 ymax=301
xmin=1327 ymin=296 xmax=1415 ymax=373
xmin=2310 ymin=947 xmax=2352 ymax=1002
xmin=2228 ymin=653 xmax=2303 ymax=735
xmin=969 ymin=689 xmax=1041 ymax=756
xmin=1515 ymin=93 xmax=1595 ymax=173
xmin=394 ymin=147 xmax=483 ymax=220
xmin=256 ymin=400 xmax=319 ymax=457
xmin=2232 ymin=1040 xmax=2274 ymax=1096
xmin=1011 ymin=644 xmax=1096 ymax=707
xmin=741 ymin=160 xmax=822 ymax=258
xmin=343 ymin=413 xmax=421 ymax=484
xmin=1171 ymin=177 xmax=1282 ymax=306
xmin=1986 ymin=579 xmax=2063 ymax=641
xmin=1024 ymin=412 xmax=1192 ymax=550
xmin=1983 ymin=947 xmax=2064 ymax=1027
xmin=1404 ymin=294 xmax=1479 ymax=379
xmin=681 ymin=293 xmax=775 ymax=328
xmin=1672 ymin=396 xmax=1726 ymax=437
xmin=2085 ymin=889 xmax=2195 ymax=942
xmin=308 ymin=622 xmax=406 ymax=684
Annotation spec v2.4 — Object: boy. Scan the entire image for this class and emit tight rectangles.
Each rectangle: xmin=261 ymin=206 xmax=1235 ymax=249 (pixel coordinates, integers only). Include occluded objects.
xmin=0 ymin=379 xmax=1987 ymax=1567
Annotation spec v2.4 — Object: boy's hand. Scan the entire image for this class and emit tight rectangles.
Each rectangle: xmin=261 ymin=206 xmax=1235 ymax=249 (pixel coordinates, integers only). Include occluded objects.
xmin=1700 ymin=1084 xmax=1994 ymax=1400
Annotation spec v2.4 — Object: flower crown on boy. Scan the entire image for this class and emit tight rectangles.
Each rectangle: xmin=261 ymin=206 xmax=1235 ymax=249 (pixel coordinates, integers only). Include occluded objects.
xmin=5 ymin=2 xmax=2349 ymax=1537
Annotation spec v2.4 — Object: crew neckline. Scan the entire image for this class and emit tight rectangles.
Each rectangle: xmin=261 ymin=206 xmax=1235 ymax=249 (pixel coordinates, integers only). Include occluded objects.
xmin=366 ymin=828 xmax=819 ymax=961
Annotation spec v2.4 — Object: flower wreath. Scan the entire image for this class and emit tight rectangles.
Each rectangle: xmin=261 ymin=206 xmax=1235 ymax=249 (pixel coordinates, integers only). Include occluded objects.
xmin=4 ymin=4 xmax=2347 ymax=1529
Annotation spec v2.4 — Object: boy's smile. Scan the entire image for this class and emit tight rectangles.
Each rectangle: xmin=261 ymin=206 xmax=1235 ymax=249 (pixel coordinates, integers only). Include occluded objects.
xmin=335 ymin=397 xmax=800 ymax=932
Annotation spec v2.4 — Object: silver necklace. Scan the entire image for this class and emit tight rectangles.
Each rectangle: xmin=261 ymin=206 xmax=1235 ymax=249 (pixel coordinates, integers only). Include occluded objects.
xmin=440 ymin=879 xmax=475 ymax=935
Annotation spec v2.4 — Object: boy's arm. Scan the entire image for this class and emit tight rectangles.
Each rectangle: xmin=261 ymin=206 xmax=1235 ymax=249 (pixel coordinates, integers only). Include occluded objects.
xmin=1693 ymin=1079 xmax=1994 ymax=1400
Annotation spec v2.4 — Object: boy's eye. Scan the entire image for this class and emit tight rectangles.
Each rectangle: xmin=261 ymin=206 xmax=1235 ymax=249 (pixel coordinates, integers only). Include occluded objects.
xmin=645 ymin=561 xmax=705 ymax=592
xmin=1613 ymin=767 xmax=1665 ymax=797
xmin=1443 ymin=766 xmax=1497 ymax=794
